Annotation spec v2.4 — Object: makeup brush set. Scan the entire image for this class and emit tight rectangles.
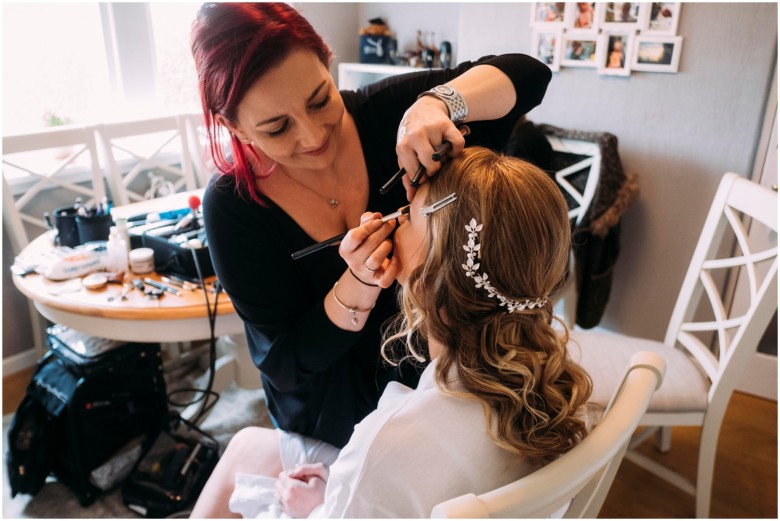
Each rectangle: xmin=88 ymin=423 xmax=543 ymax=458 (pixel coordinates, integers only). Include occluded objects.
xmin=127 ymin=196 xmax=214 ymax=279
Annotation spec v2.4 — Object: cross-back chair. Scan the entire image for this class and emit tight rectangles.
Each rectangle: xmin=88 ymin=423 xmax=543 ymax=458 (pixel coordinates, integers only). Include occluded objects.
xmin=95 ymin=115 xmax=198 ymax=205
xmin=2 ymin=126 xmax=105 ymax=252
xmin=530 ymin=124 xmax=638 ymax=330
xmin=182 ymin=111 xmax=213 ymax=188
xmin=431 ymin=351 xmax=666 ymax=518
xmin=543 ymin=133 xmax=602 ymax=326
xmin=3 ymin=126 xmax=106 ymax=357
xmin=573 ymin=172 xmax=778 ymax=517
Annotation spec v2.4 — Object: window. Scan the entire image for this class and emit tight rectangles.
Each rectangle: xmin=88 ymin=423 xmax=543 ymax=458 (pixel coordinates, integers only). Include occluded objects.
xmin=149 ymin=2 xmax=201 ymax=113
xmin=2 ymin=3 xmax=111 ymax=134
xmin=2 ymin=2 xmax=202 ymax=135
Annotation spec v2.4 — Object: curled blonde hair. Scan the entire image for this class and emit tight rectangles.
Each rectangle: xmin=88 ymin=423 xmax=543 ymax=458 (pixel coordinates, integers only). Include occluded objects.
xmin=383 ymin=146 xmax=592 ymax=462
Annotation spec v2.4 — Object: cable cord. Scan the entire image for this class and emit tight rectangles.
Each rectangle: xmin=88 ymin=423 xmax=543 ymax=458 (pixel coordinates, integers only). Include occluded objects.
xmin=166 ymin=247 xmax=220 ymax=425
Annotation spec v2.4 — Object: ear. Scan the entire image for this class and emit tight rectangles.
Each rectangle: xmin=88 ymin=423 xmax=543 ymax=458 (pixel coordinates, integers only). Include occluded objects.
xmin=214 ymin=114 xmax=249 ymax=143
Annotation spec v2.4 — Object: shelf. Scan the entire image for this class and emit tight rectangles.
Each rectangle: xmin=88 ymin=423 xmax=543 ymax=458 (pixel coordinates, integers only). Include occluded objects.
xmin=338 ymin=62 xmax=433 ymax=90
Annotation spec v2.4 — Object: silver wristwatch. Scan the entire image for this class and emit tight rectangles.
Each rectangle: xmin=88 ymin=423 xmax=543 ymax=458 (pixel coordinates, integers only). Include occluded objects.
xmin=417 ymin=85 xmax=468 ymax=125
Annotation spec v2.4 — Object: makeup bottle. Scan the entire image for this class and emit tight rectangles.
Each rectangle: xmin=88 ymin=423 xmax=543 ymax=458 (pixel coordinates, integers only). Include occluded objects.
xmin=106 ymin=226 xmax=129 ymax=274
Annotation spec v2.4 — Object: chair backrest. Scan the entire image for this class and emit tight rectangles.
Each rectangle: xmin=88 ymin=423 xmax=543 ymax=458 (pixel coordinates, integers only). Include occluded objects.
xmin=182 ymin=111 xmax=213 ymax=188
xmin=431 ymin=351 xmax=666 ymax=519
xmin=95 ymin=115 xmax=198 ymax=205
xmin=546 ymin=135 xmax=602 ymax=227
xmin=664 ymin=172 xmax=778 ymax=410
xmin=2 ymin=126 xmax=105 ymax=254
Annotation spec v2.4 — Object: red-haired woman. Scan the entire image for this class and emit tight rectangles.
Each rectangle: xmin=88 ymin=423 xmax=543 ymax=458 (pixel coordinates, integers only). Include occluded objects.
xmin=193 ymin=2 xmax=552 ymax=451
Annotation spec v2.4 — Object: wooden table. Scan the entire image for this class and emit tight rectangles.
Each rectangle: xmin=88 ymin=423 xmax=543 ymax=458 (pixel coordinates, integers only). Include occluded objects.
xmin=12 ymin=190 xmax=245 ymax=343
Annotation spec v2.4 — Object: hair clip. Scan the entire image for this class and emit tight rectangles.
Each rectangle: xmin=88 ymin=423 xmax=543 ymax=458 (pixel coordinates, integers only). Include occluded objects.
xmin=421 ymin=193 xmax=457 ymax=217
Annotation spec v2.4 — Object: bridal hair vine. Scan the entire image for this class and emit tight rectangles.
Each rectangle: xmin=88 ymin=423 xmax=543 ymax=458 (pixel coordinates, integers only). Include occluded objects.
xmin=462 ymin=219 xmax=548 ymax=313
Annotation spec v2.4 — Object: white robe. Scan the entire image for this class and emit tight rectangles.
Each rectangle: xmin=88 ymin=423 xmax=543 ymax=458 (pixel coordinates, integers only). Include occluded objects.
xmin=231 ymin=359 xmax=539 ymax=518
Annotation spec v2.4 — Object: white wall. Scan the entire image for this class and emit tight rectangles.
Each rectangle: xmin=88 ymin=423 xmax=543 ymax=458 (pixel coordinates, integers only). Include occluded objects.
xmin=313 ymin=2 xmax=778 ymax=341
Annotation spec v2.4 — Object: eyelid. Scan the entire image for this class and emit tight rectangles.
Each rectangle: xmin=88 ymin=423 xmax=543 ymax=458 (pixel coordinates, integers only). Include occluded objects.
xmin=267 ymin=120 xmax=289 ymax=136
xmin=311 ymin=94 xmax=331 ymax=109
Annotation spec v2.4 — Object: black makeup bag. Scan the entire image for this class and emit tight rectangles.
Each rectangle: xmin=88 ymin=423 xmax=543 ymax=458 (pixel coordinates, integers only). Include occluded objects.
xmin=6 ymin=326 xmax=168 ymax=506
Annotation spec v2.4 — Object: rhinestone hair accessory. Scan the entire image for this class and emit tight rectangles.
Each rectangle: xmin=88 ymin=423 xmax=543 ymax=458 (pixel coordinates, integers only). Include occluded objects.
xmin=462 ymin=219 xmax=548 ymax=313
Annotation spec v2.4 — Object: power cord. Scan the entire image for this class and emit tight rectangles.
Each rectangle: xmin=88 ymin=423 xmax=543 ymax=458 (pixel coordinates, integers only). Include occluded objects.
xmin=166 ymin=247 xmax=220 ymax=425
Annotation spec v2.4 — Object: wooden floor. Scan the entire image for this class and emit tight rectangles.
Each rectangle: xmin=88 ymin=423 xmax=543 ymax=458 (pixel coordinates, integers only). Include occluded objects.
xmin=3 ymin=370 xmax=777 ymax=518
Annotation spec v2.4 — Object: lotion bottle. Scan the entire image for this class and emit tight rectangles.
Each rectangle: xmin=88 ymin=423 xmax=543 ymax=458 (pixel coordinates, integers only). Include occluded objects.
xmin=106 ymin=226 xmax=129 ymax=275
xmin=115 ymin=216 xmax=131 ymax=253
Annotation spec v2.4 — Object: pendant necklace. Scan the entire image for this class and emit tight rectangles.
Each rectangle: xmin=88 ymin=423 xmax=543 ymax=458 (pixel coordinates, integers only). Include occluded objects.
xmin=279 ymin=167 xmax=340 ymax=209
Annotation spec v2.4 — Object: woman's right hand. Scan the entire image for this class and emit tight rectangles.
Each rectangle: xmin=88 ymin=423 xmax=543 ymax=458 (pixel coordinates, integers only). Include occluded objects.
xmin=339 ymin=212 xmax=399 ymax=288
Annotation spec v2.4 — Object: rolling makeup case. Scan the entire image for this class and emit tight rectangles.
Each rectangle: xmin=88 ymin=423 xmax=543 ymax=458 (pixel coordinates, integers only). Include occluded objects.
xmin=6 ymin=326 xmax=168 ymax=506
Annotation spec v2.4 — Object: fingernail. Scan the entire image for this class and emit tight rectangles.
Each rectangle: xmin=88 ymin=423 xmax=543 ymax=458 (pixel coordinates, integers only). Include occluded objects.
xmin=370 ymin=219 xmax=382 ymax=230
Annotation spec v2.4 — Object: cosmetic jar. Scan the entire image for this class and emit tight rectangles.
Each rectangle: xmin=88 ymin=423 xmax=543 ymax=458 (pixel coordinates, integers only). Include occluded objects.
xmin=129 ymin=248 xmax=155 ymax=274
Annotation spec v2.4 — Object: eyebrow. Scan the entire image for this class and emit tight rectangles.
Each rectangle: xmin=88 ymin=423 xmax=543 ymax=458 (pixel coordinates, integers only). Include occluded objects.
xmin=254 ymin=80 xmax=328 ymax=128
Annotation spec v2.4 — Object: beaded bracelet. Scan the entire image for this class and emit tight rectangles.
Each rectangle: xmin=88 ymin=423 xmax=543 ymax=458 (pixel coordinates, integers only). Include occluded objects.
xmin=349 ymin=268 xmax=378 ymax=287
xmin=333 ymin=282 xmax=376 ymax=326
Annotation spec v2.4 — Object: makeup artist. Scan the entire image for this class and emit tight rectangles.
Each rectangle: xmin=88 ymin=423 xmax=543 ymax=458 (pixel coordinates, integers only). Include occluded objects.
xmin=192 ymin=2 xmax=552 ymax=449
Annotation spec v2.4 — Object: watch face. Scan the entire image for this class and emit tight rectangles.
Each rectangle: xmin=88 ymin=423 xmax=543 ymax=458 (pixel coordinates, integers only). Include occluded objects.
xmin=433 ymin=85 xmax=455 ymax=97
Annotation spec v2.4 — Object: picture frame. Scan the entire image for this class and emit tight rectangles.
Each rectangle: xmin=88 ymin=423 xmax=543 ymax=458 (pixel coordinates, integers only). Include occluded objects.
xmin=631 ymin=35 xmax=683 ymax=73
xmin=531 ymin=2 xmax=567 ymax=29
xmin=599 ymin=2 xmax=647 ymax=31
xmin=532 ymin=30 xmax=563 ymax=72
xmin=564 ymin=2 xmax=602 ymax=33
xmin=643 ymin=2 xmax=682 ymax=35
xmin=561 ymin=35 xmax=599 ymax=68
xmin=597 ymin=32 xmax=634 ymax=76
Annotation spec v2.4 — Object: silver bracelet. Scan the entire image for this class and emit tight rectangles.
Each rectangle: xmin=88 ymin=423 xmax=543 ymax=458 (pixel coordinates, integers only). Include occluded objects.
xmin=332 ymin=282 xmax=376 ymax=326
xmin=417 ymin=85 xmax=468 ymax=125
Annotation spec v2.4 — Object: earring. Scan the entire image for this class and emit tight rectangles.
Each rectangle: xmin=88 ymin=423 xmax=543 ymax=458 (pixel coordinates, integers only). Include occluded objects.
xmin=242 ymin=138 xmax=250 ymax=144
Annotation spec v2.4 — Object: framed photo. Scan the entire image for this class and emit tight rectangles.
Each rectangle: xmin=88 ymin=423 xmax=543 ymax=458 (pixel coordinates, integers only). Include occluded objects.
xmin=532 ymin=30 xmax=563 ymax=72
xmin=561 ymin=35 xmax=599 ymax=68
xmin=643 ymin=2 xmax=681 ymax=35
xmin=531 ymin=2 xmax=567 ymax=29
xmin=631 ymin=35 xmax=683 ymax=72
xmin=597 ymin=32 xmax=634 ymax=76
xmin=600 ymin=2 xmax=646 ymax=31
xmin=564 ymin=2 xmax=602 ymax=33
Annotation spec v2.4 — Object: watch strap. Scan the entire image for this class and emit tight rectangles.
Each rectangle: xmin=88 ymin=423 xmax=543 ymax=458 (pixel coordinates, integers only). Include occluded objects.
xmin=417 ymin=86 xmax=468 ymax=125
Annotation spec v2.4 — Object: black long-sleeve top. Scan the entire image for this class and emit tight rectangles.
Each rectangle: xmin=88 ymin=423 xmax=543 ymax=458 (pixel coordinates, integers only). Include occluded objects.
xmin=203 ymin=54 xmax=551 ymax=448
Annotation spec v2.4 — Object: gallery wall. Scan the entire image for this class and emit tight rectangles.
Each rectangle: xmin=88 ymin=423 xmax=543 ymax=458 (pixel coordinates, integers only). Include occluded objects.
xmin=312 ymin=2 xmax=778 ymax=341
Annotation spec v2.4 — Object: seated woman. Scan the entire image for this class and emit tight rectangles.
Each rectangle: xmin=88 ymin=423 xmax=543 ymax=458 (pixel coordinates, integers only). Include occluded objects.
xmin=191 ymin=147 xmax=593 ymax=518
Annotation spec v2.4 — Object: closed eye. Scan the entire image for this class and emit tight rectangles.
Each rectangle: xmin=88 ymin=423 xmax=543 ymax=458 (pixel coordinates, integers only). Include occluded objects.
xmin=310 ymin=94 xmax=331 ymax=110
xmin=267 ymin=120 xmax=289 ymax=137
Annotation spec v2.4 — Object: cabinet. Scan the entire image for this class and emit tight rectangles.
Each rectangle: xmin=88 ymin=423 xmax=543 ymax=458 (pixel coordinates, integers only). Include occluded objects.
xmin=337 ymin=62 xmax=430 ymax=90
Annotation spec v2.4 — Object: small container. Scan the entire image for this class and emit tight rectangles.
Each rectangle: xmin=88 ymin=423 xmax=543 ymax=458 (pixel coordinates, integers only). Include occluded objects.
xmin=129 ymin=248 xmax=155 ymax=275
xmin=77 ymin=213 xmax=114 ymax=244
xmin=54 ymin=206 xmax=80 ymax=247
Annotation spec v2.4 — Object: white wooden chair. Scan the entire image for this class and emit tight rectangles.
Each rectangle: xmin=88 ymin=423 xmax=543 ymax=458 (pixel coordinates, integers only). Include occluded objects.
xmin=2 ymin=126 xmax=106 ymax=250
xmin=182 ymin=111 xmax=231 ymax=188
xmin=431 ymin=351 xmax=666 ymax=518
xmin=3 ymin=126 xmax=106 ymax=356
xmin=573 ymin=172 xmax=778 ymax=517
xmin=95 ymin=115 xmax=198 ymax=205
xmin=545 ymin=134 xmax=602 ymax=326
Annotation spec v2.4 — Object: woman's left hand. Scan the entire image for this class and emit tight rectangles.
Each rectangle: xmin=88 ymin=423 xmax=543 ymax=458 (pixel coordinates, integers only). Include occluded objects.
xmin=275 ymin=463 xmax=329 ymax=518
xmin=396 ymin=95 xmax=467 ymax=201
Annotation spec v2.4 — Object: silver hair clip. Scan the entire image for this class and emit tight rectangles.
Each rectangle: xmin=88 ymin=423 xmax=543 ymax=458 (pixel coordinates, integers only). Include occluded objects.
xmin=421 ymin=193 xmax=457 ymax=217
xmin=462 ymin=218 xmax=548 ymax=313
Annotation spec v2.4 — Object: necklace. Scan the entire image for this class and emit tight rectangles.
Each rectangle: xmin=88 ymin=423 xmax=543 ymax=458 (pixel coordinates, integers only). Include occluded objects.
xmin=279 ymin=167 xmax=340 ymax=209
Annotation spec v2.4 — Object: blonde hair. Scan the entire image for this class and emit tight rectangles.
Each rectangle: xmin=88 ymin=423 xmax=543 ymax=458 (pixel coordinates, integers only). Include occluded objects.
xmin=383 ymin=146 xmax=592 ymax=462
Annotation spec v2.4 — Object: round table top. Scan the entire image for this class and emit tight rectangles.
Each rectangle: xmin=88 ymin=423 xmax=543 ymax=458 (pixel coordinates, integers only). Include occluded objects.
xmin=13 ymin=231 xmax=236 ymax=321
